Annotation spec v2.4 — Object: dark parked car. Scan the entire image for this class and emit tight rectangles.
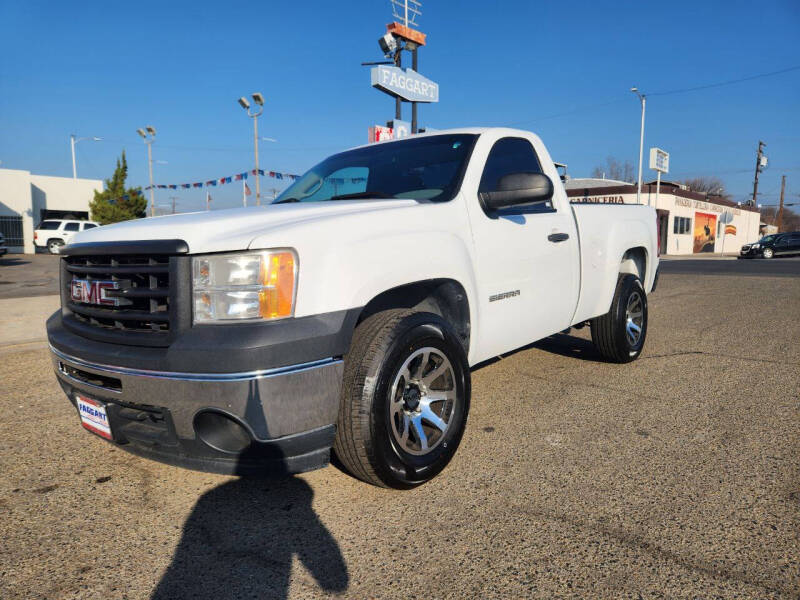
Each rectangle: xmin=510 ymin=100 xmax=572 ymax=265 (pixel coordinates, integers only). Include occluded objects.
xmin=740 ymin=232 xmax=800 ymax=258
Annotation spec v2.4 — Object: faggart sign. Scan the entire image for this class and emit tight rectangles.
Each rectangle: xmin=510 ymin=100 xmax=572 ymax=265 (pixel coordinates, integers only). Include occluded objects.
xmin=371 ymin=66 xmax=440 ymax=103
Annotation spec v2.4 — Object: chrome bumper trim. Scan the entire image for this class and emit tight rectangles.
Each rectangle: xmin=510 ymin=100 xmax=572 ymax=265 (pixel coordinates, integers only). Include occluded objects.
xmin=50 ymin=345 xmax=342 ymax=383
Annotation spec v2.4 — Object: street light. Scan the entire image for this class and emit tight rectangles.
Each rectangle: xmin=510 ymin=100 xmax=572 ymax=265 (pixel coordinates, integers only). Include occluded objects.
xmin=70 ymin=134 xmax=102 ymax=180
xmin=631 ymin=87 xmax=646 ymax=205
xmin=238 ymin=92 xmax=265 ymax=206
xmin=137 ymin=126 xmax=157 ymax=217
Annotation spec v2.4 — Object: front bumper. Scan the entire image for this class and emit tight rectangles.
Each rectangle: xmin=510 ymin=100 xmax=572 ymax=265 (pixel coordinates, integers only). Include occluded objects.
xmin=51 ymin=345 xmax=344 ymax=475
xmin=739 ymin=246 xmax=762 ymax=258
xmin=0 ymin=246 xmax=7 ymax=256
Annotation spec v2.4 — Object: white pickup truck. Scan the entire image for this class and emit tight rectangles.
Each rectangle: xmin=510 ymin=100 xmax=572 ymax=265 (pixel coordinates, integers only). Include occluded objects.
xmin=48 ymin=128 xmax=658 ymax=488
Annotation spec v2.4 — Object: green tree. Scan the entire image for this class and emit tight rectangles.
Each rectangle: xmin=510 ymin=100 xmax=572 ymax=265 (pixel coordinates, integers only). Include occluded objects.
xmin=89 ymin=151 xmax=147 ymax=224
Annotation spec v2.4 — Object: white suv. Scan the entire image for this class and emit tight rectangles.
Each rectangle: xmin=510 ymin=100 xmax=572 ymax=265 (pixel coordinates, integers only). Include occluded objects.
xmin=34 ymin=220 xmax=100 ymax=254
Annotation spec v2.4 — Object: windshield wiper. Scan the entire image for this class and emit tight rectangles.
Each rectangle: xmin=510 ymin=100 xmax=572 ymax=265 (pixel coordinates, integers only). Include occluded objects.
xmin=273 ymin=197 xmax=300 ymax=204
xmin=329 ymin=191 xmax=392 ymax=201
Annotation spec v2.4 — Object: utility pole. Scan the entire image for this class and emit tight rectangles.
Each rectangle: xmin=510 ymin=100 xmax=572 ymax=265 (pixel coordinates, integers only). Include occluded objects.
xmin=751 ymin=141 xmax=766 ymax=206
xmin=630 ymin=87 xmax=646 ymax=205
xmin=776 ymin=175 xmax=786 ymax=232
xmin=70 ymin=134 xmax=101 ymax=180
xmin=168 ymin=195 xmax=178 ymax=215
xmin=136 ymin=127 xmax=157 ymax=217
xmin=238 ymin=93 xmax=265 ymax=206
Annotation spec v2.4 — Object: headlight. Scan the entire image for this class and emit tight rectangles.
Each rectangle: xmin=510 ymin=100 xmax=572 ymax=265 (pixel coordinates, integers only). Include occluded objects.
xmin=192 ymin=250 xmax=297 ymax=323
xmin=752 ymin=243 xmax=760 ymax=249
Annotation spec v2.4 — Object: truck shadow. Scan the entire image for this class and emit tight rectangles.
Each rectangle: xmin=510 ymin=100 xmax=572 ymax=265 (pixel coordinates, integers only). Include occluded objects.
xmin=531 ymin=332 xmax=605 ymax=362
xmin=151 ymin=474 xmax=349 ymax=600
xmin=474 ymin=332 xmax=605 ymax=371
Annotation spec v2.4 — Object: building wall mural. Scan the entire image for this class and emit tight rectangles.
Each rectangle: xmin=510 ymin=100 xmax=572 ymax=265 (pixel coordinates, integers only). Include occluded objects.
xmin=693 ymin=211 xmax=717 ymax=253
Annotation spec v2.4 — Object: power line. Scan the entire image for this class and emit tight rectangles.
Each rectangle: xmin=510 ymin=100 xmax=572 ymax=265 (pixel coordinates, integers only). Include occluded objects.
xmin=649 ymin=64 xmax=800 ymax=97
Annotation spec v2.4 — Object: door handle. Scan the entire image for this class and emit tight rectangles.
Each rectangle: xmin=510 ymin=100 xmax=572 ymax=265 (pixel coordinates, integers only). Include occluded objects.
xmin=547 ymin=232 xmax=569 ymax=243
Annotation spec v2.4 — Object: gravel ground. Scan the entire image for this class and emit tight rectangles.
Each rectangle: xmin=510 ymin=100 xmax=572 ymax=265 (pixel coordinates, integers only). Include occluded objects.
xmin=0 ymin=270 xmax=798 ymax=599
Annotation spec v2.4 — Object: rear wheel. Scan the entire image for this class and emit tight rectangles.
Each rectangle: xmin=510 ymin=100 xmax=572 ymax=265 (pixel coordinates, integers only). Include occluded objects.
xmin=591 ymin=274 xmax=648 ymax=363
xmin=333 ymin=310 xmax=470 ymax=489
xmin=47 ymin=239 xmax=64 ymax=254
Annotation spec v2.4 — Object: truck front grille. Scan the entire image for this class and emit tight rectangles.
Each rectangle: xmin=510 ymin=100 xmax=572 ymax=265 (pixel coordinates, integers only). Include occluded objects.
xmin=63 ymin=255 xmax=172 ymax=338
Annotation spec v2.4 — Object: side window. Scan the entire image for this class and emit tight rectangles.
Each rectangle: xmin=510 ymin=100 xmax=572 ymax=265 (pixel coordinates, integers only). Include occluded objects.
xmin=64 ymin=222 xmax=80 ymax=232
xmin=82 ymin=223 xmax=97 ymax=230
xmin=478 ymin=138 xmax=550 ymax=215
xmin=38 ymin=221 xmax=60 ymax=230
xmin=673 ymin=216 xmax=691 ymax=234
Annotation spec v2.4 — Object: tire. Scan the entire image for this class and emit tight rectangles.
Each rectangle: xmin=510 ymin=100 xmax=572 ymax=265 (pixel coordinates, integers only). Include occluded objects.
xmin=47 ymin=239 xmax=65 ymax=254
xmin=333 ymin=310 xmax=471 ymax=489
xmin=591 ymin=274 xmax=648 ymax=363
xmin=762 ymin=248 xmax=774 ymax=259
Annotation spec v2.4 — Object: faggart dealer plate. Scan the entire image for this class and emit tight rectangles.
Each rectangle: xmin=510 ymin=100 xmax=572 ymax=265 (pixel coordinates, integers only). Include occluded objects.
xmin=75 ymin=395 xmax=112 ymax=440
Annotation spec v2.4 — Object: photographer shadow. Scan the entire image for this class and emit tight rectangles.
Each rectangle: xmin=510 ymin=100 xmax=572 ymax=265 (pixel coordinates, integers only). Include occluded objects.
xmin=151 ymin=474 xmax=348 ymax=599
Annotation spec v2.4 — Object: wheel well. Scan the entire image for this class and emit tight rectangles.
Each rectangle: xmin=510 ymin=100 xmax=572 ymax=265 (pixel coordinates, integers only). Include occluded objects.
xmin=357 ymin=279 xmax=471 ymax=351
xmin=620 ymin=247 xmax=647 ymax=282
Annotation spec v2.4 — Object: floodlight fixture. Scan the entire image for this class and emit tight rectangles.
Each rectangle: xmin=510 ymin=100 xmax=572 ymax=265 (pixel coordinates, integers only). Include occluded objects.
xmin=379 ymin=32 xmax=398 ymax=56
xmin=251 ymin=92 xmax=264 ymax=106
xmin=146 ymin=125 xmax=156 ymax=136
xmin=238 ymin=96 xmax=250 ymax=110
xmin=136 ymin=128 xmax=147 ymax=138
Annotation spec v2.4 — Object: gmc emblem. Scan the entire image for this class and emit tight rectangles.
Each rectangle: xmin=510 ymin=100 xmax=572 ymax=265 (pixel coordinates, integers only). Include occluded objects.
xmin=70 ymin=279 xmax=120 ymax=306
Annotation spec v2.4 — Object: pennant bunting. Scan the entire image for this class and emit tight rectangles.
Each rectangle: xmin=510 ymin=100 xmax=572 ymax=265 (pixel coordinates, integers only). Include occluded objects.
xmin=144 ymin=167 xmax=300 ymax=192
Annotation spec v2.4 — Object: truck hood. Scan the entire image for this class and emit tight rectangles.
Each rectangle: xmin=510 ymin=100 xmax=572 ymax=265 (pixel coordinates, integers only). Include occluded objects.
xmin=71 ymin=200 xmax=420 ymax=254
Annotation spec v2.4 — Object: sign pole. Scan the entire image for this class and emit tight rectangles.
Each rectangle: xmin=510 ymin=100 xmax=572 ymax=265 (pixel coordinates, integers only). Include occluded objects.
xmin=394 ymin=50 xmax=402 ymax=120
xmin=655 ymin=170 xmax=661 ymax=208
xmin=411 ymin=46 xmax=418 ymax=133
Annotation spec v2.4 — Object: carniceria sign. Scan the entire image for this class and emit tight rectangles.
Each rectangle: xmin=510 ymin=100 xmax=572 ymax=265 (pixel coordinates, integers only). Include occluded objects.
xmin=371 ymin=66 xmax=439 ymax=103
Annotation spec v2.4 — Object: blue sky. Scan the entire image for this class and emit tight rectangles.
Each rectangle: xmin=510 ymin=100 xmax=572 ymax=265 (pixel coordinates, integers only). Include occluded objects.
xmin=1 ymin=0 xmax=798 ymax=212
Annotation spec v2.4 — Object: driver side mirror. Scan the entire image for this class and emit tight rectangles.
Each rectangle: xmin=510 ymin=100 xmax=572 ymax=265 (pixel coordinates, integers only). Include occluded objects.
xmin=480 ymin=172 xmax=554 ymax=211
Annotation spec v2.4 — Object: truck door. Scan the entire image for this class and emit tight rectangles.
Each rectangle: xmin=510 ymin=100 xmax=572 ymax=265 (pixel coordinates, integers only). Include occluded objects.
xmin=466 ymin=136 xmax=580 ymax=360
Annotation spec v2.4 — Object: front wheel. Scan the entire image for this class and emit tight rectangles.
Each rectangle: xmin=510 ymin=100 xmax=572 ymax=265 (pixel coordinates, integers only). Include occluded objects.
xmin=591 ymin=274 xmax=648 ymax=363
xmin=762 ymin=248 xmax=774 ymax=259
xmin=333 ymin=310 xmax=470 ymax=489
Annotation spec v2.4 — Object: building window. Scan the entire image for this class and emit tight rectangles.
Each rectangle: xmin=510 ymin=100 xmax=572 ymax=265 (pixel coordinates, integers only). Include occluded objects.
xmin=673 ymin=216 xmax=691 ymax=234
xmin=0 ymin=216 xmax=24 ymax=246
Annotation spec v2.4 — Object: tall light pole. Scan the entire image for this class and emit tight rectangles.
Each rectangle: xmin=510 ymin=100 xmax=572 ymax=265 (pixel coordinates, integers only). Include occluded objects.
xmin=238 ymin=93 xmax=265 ymax=206
xmin=631 ymin=87 xmax=646 ymax=205
xmin=70 ymin=135 xmax=102 ymax=180
xmin=137 ymin=126 xmax=157 ymax=217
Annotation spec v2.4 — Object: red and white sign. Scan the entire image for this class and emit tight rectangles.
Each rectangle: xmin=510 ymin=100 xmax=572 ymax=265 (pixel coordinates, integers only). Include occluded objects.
xmin=76 ymin=395 xmax=112 ymax=440
xmin=368 ymin=125 xmax=394 ymax=143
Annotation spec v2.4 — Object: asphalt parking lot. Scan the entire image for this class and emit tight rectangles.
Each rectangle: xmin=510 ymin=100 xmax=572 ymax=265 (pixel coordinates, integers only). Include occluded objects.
xmin=1 ymin=259 xmax=798 ymax=599
xmin=0 ymin=253 xmax=61 ymax=299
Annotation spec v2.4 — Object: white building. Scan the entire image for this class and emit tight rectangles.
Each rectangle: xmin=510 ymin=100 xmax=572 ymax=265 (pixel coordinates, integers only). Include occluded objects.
xmin=565 ymin=178 xmax=761 ymax=255
xmin=0 ymin=168 xmax=102 ymax=253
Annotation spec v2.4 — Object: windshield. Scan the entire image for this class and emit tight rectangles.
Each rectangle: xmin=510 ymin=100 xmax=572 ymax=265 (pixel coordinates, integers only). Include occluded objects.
xmin=274 ymin=134 xmax=478 ymax=204
xmin=758 ymin=234 xmax=778 ymax=243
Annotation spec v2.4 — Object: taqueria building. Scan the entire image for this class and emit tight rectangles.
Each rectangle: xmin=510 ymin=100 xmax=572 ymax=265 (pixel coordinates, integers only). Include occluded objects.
xmin=564 ymin=178 xmax=761 ymax=256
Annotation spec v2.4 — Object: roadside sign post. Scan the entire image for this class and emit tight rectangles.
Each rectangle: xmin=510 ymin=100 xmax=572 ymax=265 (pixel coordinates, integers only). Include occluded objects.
xmin=649 ymin=147 xmax=670 ymax=208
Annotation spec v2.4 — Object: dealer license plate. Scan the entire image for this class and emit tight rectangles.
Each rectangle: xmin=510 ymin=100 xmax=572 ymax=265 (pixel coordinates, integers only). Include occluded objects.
xmin=75 ymin=395 xmax=113 ymax=440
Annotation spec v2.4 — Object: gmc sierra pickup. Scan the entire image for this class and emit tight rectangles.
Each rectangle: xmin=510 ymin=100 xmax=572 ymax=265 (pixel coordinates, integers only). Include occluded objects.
xmin=48 ymin=128 xmax=658 ymax=488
